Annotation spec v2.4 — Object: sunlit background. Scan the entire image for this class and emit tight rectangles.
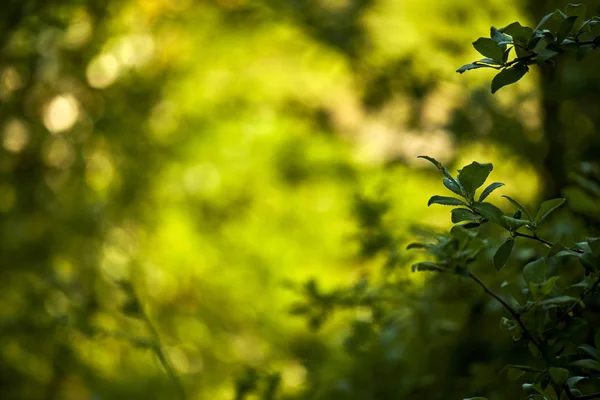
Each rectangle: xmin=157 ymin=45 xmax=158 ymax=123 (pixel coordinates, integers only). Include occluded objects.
xmin=1 ymin=0 xmax=600 ymax=399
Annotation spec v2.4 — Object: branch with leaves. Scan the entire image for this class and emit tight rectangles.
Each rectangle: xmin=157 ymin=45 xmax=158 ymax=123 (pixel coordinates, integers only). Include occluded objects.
xmin=410 ymin=156 xmax=600 ymax=400
xmin=457 ymin=3 xmax=600 ymax=93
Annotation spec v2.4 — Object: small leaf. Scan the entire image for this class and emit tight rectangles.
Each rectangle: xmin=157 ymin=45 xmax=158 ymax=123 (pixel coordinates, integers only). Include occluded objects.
xmin=494 ymin=238 xmax=514 ymax=271
xmin=537 ymin=296 xmax=584 ymax=309
xmin=502 ymin=195 xmax=533 ymax=221
xmin=557 ymin=15 xmax=579 ymax=42
xmin=457 ymin=63 xmax=491 ymax=74
xmin=412 ymin=262 xmax=445 ymax=273
xmin=463 ymin=398 xmax=488 ymax=400
xmin=451 ymin=208 xmax=482 ymax=223
xmin=577 ymin=344 xmax=600 ymax=360
xmin=501 ymin=22 xmax=534 ymax=44
xmin=566 ymin=376 xmax=587 ymax=388
xmin=458 ymin=162 xmax=494 ymax=199
xmin=472 ymin=37 xmax=504 ymax=62
xmin=443 ymin=177 xmax=463 ymax=196
xmin=528 ymin=276 xmax=560 ymax=300
xmin=549 ymin=367 xmax=570 ymax=385
xmin=491 ymin=26 xmax=512 ymax=47
xmin=479 ymin=182 xmax=504 ymax=201
xmin=534 ymin=198 xmax=566 ymax=225
xmin=566 ymin=3 xmax=586 ymax=31
xmin=535 ymin=10 xmax=562 ymax=32
xmin=570 ymin=359 xmax=600 ymax=372
xmin=523 ymin=258 xmax=546 ymax=284
xmin=506 ymin=368 xmax=525 ymax=381
xmin=406 ymin=242 xmax=431 ymax=250
xmin=537 ymin=48 xmax=560 ymax=64
xmin=491 ymin=65 xmax=529 ymax=94
xmin=428 ymin=195 xmax=467 ymax=207
xmin=548 ymin=243 xmax=566 ymax=258
xmin=472 ymin=202 xmax=508 ymax=228
xmin=418 ymin=156 xmax=458 ymax=184
xmin=501 ymin=216 xmax=531 ymax=231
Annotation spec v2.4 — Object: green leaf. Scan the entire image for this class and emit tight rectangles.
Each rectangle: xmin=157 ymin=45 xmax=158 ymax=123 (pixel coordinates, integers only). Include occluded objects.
xmin=577 ymin=344 xmax=600 ymax=360
xmin=406 ymin=242 xmax=431 ymax=250
xmin=491 ymin=65 xmax=529 ymax=94
xmin=528 ymin=276 xmax=559 ymax=300
xmin=472 ymin=202 xmax=508 ymax=228
xmin=537 ymin=296 xmax=584 ymax=309
xmin=586 ymin=237 xmax=600 ymax=257
xmin=458 ymin=162 xmax=494 ymax=199
xmin=411 ymin=262 xmax=445 ymax=273
xmin=494 ymin=238 xmax=514 ymax=271
xmin=534 ymin=198 xmax=566 ymax=225
xmin=570 ymin=359 xmax=600 ymax=372
xmin=501 ymin=216 xmax=531 ymax=231
xmin=537 ymin=48 xmax=560 ymax=65
xmin=501 ymin=22 xmax=534 ymax=44
xmin=535 ymin=10 xmax=563 ymax=32
xmin=558 ymin=15 xmax=579 ymax=42
xmin=472 ymin=37 xmax=504 ymax=62
xmin=549 ymin=367 xmax=570 ymax=385
xmin=443 ymin=177 xmax=463 ymax=196
xmin=566 ymin=3 xmax=586 ymax=31
xmin=479 ymin=182 xmax=504 ymax=201
xmin=523 ymin=258 xmax=546 ymax=284
xmin=463 ymin=398 xmax=488 ymax=400
xmin=567 ymin=376 xmax=587 ymax=388
xmin=451 ymin=208 xmax=482 ymax=223
xmin=418 ymin=156 xmax=458 ymax=184
xmin=502 ymin=195 xmax=533 ymax=221
xmin=491 ymin=26 xmax=512 ymax=47
xmin=457 ymin=63 xmax=491 ymax=74
xmin=428 ymin=195 xmax=467 ymax=207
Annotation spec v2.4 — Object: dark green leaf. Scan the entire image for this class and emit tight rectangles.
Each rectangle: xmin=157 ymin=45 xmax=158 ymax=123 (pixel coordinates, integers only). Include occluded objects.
xmin=570 ymin=359 xmax=600 ymax=372
xmin=458 ymin=161 xmax=493 ymax=198
xmin=523 ymin=258 xmax=546 ymax=284
xmin=457 ymin=63 xmax=491 ymax=74
xmin=418 ymin=156 xmax=458 ymax=183
xmin=479 ymin=182 xmax=504 ymax=201
xmin=548 ymin=367 xmax=569 ymax=385
xmin=577 ymin=344 xmax=600 ymax=360
xmin=472 ymin=37 xmax=504 ymax=62
xmin=501 ymin=216 xmax=531 ymax=231
xmin=491 ymin=66 xmax=529 ymax=94
xmin=501 ymin=22 xmax=534 ymax=44
xmin=558 ymin=16 xmax=579 ymax=41
xmin=534 ymin=198 xmax=566 ymax=225
xmin=537 ymin=296 xmax=584 ymax=309
xmin=406 ymin=242 xmax=431 ymax=250
xmin=412 ymin=262 xmax=445 ymax=273
xmin=537 ymin=48 xmax=560 ymax=64
xmin=472 ymin=202 xmax=508 ymax=228
xmin=491 ymin=26 xmax=512 ymax=47
xmin=494 ymin=238 xmax=514 ymax=271
xmin=428 ymin=195 xmax=467 ymax=207
xmin=567 ymin=376 xmax=587 ymax=388
xmin=502 ymin=195 xmax=533 ymax=220
xmin=535 ymin=10 xmax=562 ymax=32
xmin=443 ymin=177 xmax=463 ymax=196
xmin=566 ymin=3 xmax=586 ymax=31
xmin=451 ymin=208 xmax=482 ymax=223
xmin=528 ymin=276 xmax=559 ymax=300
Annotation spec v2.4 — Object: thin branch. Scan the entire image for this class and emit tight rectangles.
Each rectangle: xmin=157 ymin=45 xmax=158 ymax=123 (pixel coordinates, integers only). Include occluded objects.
xmin=578 ymin=391 xmax=600 ymax=400
xmin=514 ymin=232 xmax=554 ymax=248
xmin=133 ymin=290 xmax=187 ymax=400
xmin=468 ymin=271 xmax=542 ymax=350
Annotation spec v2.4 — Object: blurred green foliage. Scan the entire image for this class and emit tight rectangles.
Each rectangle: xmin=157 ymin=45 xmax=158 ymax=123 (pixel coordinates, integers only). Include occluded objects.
xmin=1 ymin=0 xmax=599 ymax=399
